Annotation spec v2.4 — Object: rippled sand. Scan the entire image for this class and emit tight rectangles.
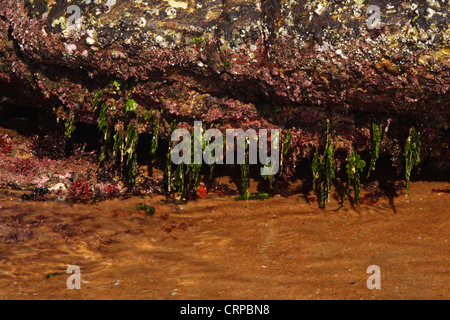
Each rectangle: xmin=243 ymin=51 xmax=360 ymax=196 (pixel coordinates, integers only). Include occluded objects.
xmin=0 ymin=181 xmax=448 ymax=300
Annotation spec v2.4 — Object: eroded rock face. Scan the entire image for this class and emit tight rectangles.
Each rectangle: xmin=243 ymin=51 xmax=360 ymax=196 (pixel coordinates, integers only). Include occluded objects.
xmin=0 ymin=1 xmax=449 ymax=164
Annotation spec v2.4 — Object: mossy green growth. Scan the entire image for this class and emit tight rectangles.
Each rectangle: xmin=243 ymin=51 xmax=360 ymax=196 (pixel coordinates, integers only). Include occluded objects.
xmin=339 ymin=151 xmax=366 ymax=209
xmin=217 ymin=44 xmax=232 ymax=70
xmin=113 ymin=80 xmax=121 ymax=92
xmin=125 ymin=99 xmax=138 ymax=113
xmin=137 ymin=203 xmax=156 ymax=216
xmin=367 ymin=121 xmax=383 ymax=179
xmin=404 ymin=128 xmax=421 ymax=197
xmin=312 ymin=121 xmax=336 ymax=209
xmin=193 ymin=37 xmax=207 ymax=45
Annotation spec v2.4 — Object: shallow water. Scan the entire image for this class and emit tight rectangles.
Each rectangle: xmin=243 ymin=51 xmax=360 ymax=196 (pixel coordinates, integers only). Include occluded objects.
xmin=0 ymin=181 xmax=448 ymax=299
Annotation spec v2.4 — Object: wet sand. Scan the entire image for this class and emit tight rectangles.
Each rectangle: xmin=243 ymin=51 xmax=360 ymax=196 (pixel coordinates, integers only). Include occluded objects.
xmin=0 ymin=181 xmax=448 ymax=300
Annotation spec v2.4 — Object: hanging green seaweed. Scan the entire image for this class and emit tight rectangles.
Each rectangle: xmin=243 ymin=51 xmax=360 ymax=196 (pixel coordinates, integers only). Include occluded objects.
xmin=98 ymin=103 xmax=109 ymax=136
xmin=165 ymin=122 xmax=211 ymax=200
xmin=112 ymin=125 xmax=124 ymax=164
xmin=165 ymin=142 xmax=173 ymax=195
xmin=279 ymin=129 xmax=292 ymax=177
xmin=262 ymin=163 xmax=275 ymax=192
xmin=206 ymin=126 xmax=224 ymax=181
xmin=98 ymin=102 xmax=111 ymax=166
xmin=261 ymin=128 xmax=291 ymax=192
xmin=124 ymin=124 xmax=139 ymax=185
xmin=187 ymin=163 xmax=201 ymax=194
xmin=367 ymin=121 xmax=384 ymax=179
xmin=186 ymin=126 xmax=204 ymax=193
xmin=150 ymin=111 xmax=161 ymax=163
xmin=235 ymin=137 xmax=270 ymax=201
xmin=90 ymin=88 xmax=140 ymax=185
xmin=209 ymin=160 xmax=216 ymax=181
xmin=172 ymin=163 xmax=186 ymax=199
xmin=233 ymin=138 xmax=251 ymax=200
xmin=205 ymin=128 xmax=216 ymax=181
xmin=312 ymin=121 xmax=336 ymax=209
xmin=241 ymin=139 xmax=251 ymax=200
xmin=339 ymin=151 xmax=366 ymax=209
xmin=165 ymin=120 xmax=177 ymax=195
xmin=404 ymin=128 xmax=421 ymax=197
xmin=64 ymin=112 xmax=76 ymax=138
xmin=92 ymin=90 xmax=104 ymax=112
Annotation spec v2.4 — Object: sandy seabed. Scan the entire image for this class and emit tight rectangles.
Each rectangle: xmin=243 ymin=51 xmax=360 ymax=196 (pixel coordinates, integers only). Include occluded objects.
xmin=0 ymin=181 xmax=448 ymax=300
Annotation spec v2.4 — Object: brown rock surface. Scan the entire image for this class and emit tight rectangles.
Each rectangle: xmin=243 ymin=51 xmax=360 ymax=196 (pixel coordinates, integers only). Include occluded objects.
xmin=0 ymin=0 xmax=449 ymax=171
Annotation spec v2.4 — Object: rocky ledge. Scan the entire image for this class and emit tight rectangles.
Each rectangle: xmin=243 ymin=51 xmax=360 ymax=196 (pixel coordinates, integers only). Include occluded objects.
xmin=0 ymin=0 xmax=448 ymax=201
